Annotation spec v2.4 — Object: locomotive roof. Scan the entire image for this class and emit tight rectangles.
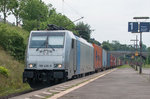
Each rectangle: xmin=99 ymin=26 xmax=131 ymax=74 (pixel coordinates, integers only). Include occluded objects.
xmin=79 ymin=37 xmax=93 ymax=47
xmin=31 ymin=30 xmax=70 ymax=33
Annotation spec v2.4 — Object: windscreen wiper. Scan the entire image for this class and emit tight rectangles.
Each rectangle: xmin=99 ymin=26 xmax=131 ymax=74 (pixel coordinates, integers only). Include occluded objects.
xmin=36 ymin=41 xmax=46 ymax=51
xmin=48 ymin=44 xmax=55 ymax=51
xmin=36 ymin=42 xmax=55 ymax=51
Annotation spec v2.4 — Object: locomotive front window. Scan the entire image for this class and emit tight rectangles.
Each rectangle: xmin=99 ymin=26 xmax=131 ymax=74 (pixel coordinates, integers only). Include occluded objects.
xmin=30 ymin=36 xmax=47 ymax=48
xmin=29 ymin=32 xmax=65 ymax=48
xmin=48 ymin=36 xmax=64 ymax=48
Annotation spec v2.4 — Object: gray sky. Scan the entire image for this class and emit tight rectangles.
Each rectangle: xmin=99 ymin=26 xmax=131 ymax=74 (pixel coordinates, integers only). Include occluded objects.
xmin=5 ymin=0 xmax=150 ymax=47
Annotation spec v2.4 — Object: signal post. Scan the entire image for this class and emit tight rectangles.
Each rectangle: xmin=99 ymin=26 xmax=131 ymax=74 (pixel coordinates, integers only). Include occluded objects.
xmin=130 ymin=35 xmax=139 ymax=71
xmin=128 ymin=16 xmax=150 ymax=74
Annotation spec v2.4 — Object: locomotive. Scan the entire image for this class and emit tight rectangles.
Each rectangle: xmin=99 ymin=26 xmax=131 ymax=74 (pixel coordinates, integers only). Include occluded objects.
xmin=23 ymin=25 xmax=122 ymax=87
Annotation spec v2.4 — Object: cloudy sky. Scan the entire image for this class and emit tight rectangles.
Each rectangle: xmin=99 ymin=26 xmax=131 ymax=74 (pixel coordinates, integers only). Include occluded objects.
xmin=5 ymin=0 xmax=150 ymax=47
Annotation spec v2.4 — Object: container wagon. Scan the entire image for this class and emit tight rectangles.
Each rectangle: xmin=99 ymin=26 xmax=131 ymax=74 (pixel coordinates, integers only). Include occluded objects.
xmin=102 ymin=49 xmax=107 ymax=70
xmin=107 ymin=53 xmax=111 ymax=69
xmin=92 ymin=44 xmax=102 ymax=72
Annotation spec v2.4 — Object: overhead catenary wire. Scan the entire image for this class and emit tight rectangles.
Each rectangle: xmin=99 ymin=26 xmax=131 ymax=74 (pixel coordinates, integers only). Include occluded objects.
xmin=61 ymin=0 xmax=84 ymax=22
xmin=63 ymin=0 xmax=83 ymax=18
xmin=62 ymin=0 xmax=64 ymax=15
xmin=53 ymin=0 xmax=93 ymax=32
xmin=61 ymin=1 xmax=93 ymax=31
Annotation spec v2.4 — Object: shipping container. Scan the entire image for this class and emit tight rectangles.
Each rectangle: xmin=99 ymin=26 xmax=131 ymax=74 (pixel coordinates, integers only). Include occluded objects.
xmin=116 ymin=57 xmax=118 ymax=66
xmin=107 ymin=53 xmax=111 ymax=68
xmin=113 ymin=56 xmax=116 ymax=67
xmin=92 ymin=44 xmax=102 ymax=71
xmin=110 ymin=54 xmax=113 ymax=67
xmin=102 ymin=49 xmax=107 ymax=69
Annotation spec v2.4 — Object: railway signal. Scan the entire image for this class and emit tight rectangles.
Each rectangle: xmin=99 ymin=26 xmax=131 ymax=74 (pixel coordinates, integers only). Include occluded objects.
xmin=131 ymin=55 xmax=134 ymax=59
xmin=135 ymin=51 xmax=138 ymax=56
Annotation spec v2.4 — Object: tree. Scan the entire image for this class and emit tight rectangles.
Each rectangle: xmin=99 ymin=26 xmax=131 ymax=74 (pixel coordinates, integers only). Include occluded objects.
xmin=89 ymin=38 xmax=101 ymax=46
xmin=147 ymin=55 xmax=150 ymax=64
xmin=20 ymin=0 xmax=48 ymax=31
xmin=146 ymin=47 xmax=150 ymax=64
xmin=111 ymin=40 xmax=120 ymax=50
xmin=147 ymin=47 xmax=150 ymax=52
xmin=46 ymin=13 xmax=76 ymax=30
xmin=102 ymin=41 xmax=112 ymax=51
xmin=76 ymin=22 xmax=92 ymax=41
xmin=38 ymin=7 xmax=77 ymax=35
xmin=0 ymin=0 xmax=11 ymax=23
xmin=21 ymin=0 xmax=48 ymax=21
xmin=19 ymin=0 xmax=77 ymax=32
xmin=142 ymin=43 xmax=147 ymax=52
xmin=9 ymin=0 xmax=23 ymax=26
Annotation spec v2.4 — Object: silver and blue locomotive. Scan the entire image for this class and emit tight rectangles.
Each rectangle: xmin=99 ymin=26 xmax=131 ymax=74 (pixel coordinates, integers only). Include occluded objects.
xmin=23 ymin=27 xmax=94 ymax=86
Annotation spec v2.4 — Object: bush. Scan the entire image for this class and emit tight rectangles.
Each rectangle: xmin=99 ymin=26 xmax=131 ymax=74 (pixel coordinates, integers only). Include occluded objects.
xmin=0 ymin=23 xmax=28 ymax=60
xmin=0 ymin=66 xmax=9 ymax=77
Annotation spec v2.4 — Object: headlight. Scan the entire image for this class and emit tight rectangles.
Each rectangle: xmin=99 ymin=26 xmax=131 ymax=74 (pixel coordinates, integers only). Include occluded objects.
xmin=54 ymin=64 xmax=62 ymax=68
xmin=29 ymin=64 xmax=33 ymax=68
xmin=58 ymin=64 xmax=62 ymax=68
xmin=28 ymin=64 xmax=36 ymax=68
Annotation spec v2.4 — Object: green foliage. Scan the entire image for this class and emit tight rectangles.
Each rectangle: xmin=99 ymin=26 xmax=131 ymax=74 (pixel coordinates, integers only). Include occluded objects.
xmin=147 ymin=47 xmax=150 ymax=52
xmin=102 ymin=41 xmax=113 ymax=51
xmin=0 ymin=47 xmax=30 ymax=96
xmin=76 ymin=22 xmax=92 ymax=41
xmin=0 ymin=0 xmax=82 ymax=38
xmin=143 ymin=64 xmax=150 ymax=68
xmin=141 ymin=43 xmax=147 ymax=52
xmin=38 ymin=8 xmax=77 ymax=32
xmin=21 ymin=0 xmax=48 ymax=21
xmin=0 ymin=23 xmax=28 ymax=60
xmin=0 ymin=66 xmax=8 ymax=77
xmin=46 ymin=13 xmax=76 ymax=30
xmin=146 ymin=55 xmax=150 ymax=64
xmin=89 ymin=38 xmax=101 ymax=46
xmin=145 ymin=47 xmax=150 ymax=64
xmin=102 ymin=40 xmax=148 ymax=52
xmin=117 ymin=65 xmax=130 ymax=68
xmin=20 ymin=0 xmax=48 ymax=31
xmin=9 ymin=0 xmax=23 ymax=26
xmin=0 ymin=0 xmax=12 ymax=23
xmin=102 ymin=44 xmax=111 ymax=51
xmin=22 ymin=20 xmax=38 ymax=31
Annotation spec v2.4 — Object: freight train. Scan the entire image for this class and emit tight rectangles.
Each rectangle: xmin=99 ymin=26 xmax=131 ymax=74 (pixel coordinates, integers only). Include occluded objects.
xmin=23 ymin=26 xmax=123 ymax=87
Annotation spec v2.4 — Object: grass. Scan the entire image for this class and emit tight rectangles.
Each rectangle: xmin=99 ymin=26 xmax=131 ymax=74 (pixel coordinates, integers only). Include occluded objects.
xmin=117 ymin=65 xmax=131 ymax=68
xmin=118 ymin=64 xmax=150 ymax=69
xmin=0 ymin=47 xmax=31 ymax=97
xmin=142 ymin=64 xmax=150 ymax=68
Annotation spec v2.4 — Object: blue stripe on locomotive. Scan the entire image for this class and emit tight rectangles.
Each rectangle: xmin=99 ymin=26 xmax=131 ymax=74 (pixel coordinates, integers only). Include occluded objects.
xmin=76 ymin=37 xmax=80 ymax=74
xmin=107 ymin=53 xmax=111 ymax=67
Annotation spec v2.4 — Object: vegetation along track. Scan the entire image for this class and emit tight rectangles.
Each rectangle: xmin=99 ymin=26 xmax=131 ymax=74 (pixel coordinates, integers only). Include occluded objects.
xmin=0 ymin=80 xmax=64 ymax=99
